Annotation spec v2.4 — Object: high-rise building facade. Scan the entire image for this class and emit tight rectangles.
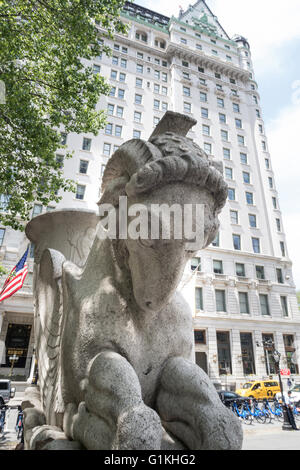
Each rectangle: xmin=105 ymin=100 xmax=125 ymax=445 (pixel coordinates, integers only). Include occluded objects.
xmin=0 ymin=1 xmax=299 ymax=389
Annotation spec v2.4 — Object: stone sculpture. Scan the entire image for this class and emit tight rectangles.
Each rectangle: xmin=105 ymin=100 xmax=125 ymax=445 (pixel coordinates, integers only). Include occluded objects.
xmin=23 ymin=112 xmax=243 ymax=450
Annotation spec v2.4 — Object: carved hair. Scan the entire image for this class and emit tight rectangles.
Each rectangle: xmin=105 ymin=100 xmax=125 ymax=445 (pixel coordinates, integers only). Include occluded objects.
xmin=99 ymin=121 xmax=228 ymax=214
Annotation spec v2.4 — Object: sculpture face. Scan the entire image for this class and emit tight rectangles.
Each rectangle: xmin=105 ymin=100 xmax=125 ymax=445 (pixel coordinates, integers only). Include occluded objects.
xmin=124 ymin=182 xmax=218 ymax=313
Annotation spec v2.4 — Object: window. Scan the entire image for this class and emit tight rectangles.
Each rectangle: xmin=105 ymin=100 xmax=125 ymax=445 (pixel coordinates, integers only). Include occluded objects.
xmin=204 ymin=143 xmax=212 ymax=154
xmin=283 ymin=335 xmax=299 ymax=374
xmin=154 ymin=70 xmax=160 ymax=80
xmin=217 ymin=97 xmax=224 ymax=108
xmin=154 ymin=99 xmax=160 ymax=110
xmin=236 ymin=263 xmax=245 ymax=277
xmin=109 ymin=86 xmax=116 ymax=97
xmin=136 ymin=78 xmax=143 ymax=88
xmin=76 ymin=184 xmax=86 ymax=200
xmin=259 ymin=124 xmax=263 ymax=134
xmin=118 ymin=89 xmax=125 ymax=99
xmin=253 ymin=95 xmax=258 ymax=104
xmin=200 ymin=92 xmax=207 ymax=102
xmin=161 ymin=72 xmax=168 ymax=83
xmin=256 ymin=266 xmax=265 ymax=280
xmin=240 ymin=153 xmax=248 ymax=164
xmin=228 ymin=188 xmax=235 ymax=201
xmin=233 ymin=103 xmax=240 ymax=113
xmin=79 ymin=160 xmax=89 ymax=174
xmin=110 ymin=69 xmax=118 ymax=80
xmin=276 ymin=268 xmax=283 ymax=284
xmin=137 ymin=52 xmax=143 ymax=59
xmin=217 ymin=332 xmax=231 ymax=375
xmin=225 ymin=167 xmax=233 ymax=180
xmin=226 ymin=55 xmax=232 ymax=61
xmin=198 ymin=66 xmax=204 ymax=73
xmin=93 ymin=64 xmax=100 ymax=74
xmin=230 ymin=210 xmax=238 ymax=224
xmin=183 ymin=86 xmax=190 ymax=96
xmin=135 ymin=94 xmax=142 ymax=105
xmin=100 ymin=164 xmax=106 ymax=176
xmin=202 ymin=124 xmax=210 ymax=136
xmin=115 ymin=125 xmax=122 ymax=137
xmin=162 ymin=86 xmax=168 ymax=96
xmin=119 ymin=72 xmax=126 ymax=82
xmin=221 ymin=130 xmax=228 ymax=141
xmin=213 ymin=260 xmax=223 ymax=274
xmin=265 ymin=158 xmax=270 ymax=169
xmin=116 ymin=106 xmax=123 ymax=118
xmin=153 ymin=116 xmax=160 ymax=126
xmin=180 ymin=37 xmax=187 ymax=44
xmin=272 ymin=197 xmax=277 ymax=209
xmin=133 ymin=130 xmax=141 ymax=139
xmin=32 ymin=204 xmax=42 ymax=217
xmin=107 ymin=103 xmax=114 ymax=115
xmin=238 ymin=135 xmax=245 ymax=146
xmin=196 ymin=43 xmax=202 ymax=50
xmin=239 ymin=293 xmax=250 ymax=314
xmin=82 ymin=137 xmax=91 ymax=151
xmin=256 ymin=109 xmax=261 ymax=118
xmin=240 ymin=333 xmax=255 ymax=374
xmin=268 ymin=177 xmax=273 ymax=189
xmin=56 ymin=154 xmax=64 ymax=169
xmin=60 ymin=132 xmax=67 ymax=145
xmin=216 ymin=84 xmax=223 ymax=91
xmin=201 ymin=107 xmax=208 ymax=118
xmin=246 ymin=192 xmax=253 ymax=205
xmin=276 ymin=218 xmax=281 ymax=232
xmin=281 ymin=296 xmax=288 ymax=317
xmin=212 ymin=232 xmax=220 ymax=247
xmin=105 ymin=123 xmax=113 ymax=135
xmin=259 ymin=294 xmax=270 ymax=316
xmin=233 ymin=234 xmax=241 ymax=250
xmin=252 ymin=237 xmax=260 ymax=253
xmin=136 ymin=64 xmax=143 ymax=74
xmin=194 ymin=330 xmax=206 ymax=344
xmin=103 ymin=143 xmax=111 ymax=156
xmin=212 ymin=49 xmax=218 ymax=56
xmin=182 ymin=60 xmax=189 ymax=68
xmin=120 ymin=58 xmax=127 ymax=69
xmin=235 ymin=118 xmax=242 ymax=129
xmin=191 ymin=257 xmax=201 ymax=271
xmin=136 ymin=31 xmax=147 ymax=43
xmin=0 ymin=228 xmax=5 ymax=246
xmin=216 ymin=290 xmax=226 ymax=312
xmin=162 ymin=102 xmax=168 ymax=111
xmin=219 ymin=113 xmax=226 ymax=124
xmin=249 ymin=214 xmax=257 ymax=228
xmin=243 ymin=172 xmax=250 ymax=184
xmin=280 ymin=241 xmax=286 ymax=257
xmin=112 ymin=56 xmax=118 ymax=65
xmin=134 ymin=111 xmax=142 ymax=123
xmin=183 ymin=71 xmax=190 ymax=80
xmin=184 ymin=102 xmax=191 ymax=113
xmin=223 ymin=148 xmax=231 ymax=160
xmin=122 ymin=46 xmax=128 ymax=54
xmin=195 ymin=288 xmax=203 ymax=310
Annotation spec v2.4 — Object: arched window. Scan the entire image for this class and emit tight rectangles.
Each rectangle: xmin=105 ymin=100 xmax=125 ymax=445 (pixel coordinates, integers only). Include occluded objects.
xmin=154 ymin=37 xmax=166 ymax=49
xmin=135 ymin=30 xmax=148 ymax=43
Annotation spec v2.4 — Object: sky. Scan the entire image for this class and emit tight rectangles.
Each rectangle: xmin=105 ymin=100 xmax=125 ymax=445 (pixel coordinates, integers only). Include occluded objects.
xmin=135 ymin=0 xmax=300 ymax=290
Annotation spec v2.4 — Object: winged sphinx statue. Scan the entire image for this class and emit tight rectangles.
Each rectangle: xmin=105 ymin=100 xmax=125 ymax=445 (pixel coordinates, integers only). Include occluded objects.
xmin=23 ymin=112 xmax=243 ymax=450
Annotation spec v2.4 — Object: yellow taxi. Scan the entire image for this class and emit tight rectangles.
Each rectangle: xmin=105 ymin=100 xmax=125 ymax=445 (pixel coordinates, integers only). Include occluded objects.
xmin=235 ymin=380 xmax=280 ymax=400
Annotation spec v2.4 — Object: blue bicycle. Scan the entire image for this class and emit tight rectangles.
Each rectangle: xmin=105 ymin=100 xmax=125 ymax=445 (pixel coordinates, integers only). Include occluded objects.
xmin=263 ymin=399 xmax=284 ymax=422
xmin=245 ymin=399 xmax=268 ymax=424
xmin=231 ymin=401 xmax=253 ymax=425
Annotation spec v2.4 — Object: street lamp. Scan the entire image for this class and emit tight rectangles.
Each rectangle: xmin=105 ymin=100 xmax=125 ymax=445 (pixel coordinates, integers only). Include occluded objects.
xmin=261 ymin=339 xmax=293 ymax=431
xmin=9 ymin=354 xmax=19 ymax=377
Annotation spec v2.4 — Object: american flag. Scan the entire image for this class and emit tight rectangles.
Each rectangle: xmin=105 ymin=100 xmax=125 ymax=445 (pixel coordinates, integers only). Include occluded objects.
xmin=0 ymin=247 xmax=29 ymax=302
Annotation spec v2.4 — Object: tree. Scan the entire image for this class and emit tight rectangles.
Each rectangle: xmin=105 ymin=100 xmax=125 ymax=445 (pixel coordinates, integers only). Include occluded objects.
xmin=0 ymin=0 xmax=127 ymax=231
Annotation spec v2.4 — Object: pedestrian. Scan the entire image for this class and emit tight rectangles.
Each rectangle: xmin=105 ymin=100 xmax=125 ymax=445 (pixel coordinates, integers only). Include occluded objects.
xmin=287 ymin=378 xmax=292 ymax=389
xmin=16 ymin=406 xmax=23 ymax=439
xmin=285 ymin=391 xmax=298 ymax=430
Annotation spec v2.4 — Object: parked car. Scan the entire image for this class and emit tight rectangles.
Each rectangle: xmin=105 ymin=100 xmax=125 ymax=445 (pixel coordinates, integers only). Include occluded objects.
xmin=235 ymin=380 xmax=280 ymax=400
xmin=218 ymin=390 xmax=251 ymax=408
xmin=275 ymin=384 xmax=300 ymax=404
xmin=0 ymin=379 xmax=16 ymax=406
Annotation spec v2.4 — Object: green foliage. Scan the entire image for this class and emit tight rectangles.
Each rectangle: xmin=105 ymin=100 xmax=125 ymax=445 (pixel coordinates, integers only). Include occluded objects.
xmin=0 ymin=0 xmax=127 ymax=230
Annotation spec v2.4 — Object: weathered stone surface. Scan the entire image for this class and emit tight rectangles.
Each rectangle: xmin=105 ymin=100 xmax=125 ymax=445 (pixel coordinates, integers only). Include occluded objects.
xmin=25 ymin=111 xmax=242 ymax=450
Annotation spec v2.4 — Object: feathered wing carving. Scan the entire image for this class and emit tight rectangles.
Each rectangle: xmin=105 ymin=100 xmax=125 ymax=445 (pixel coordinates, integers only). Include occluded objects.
xmin=34 ymin=248 xmax=66 ymax=427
